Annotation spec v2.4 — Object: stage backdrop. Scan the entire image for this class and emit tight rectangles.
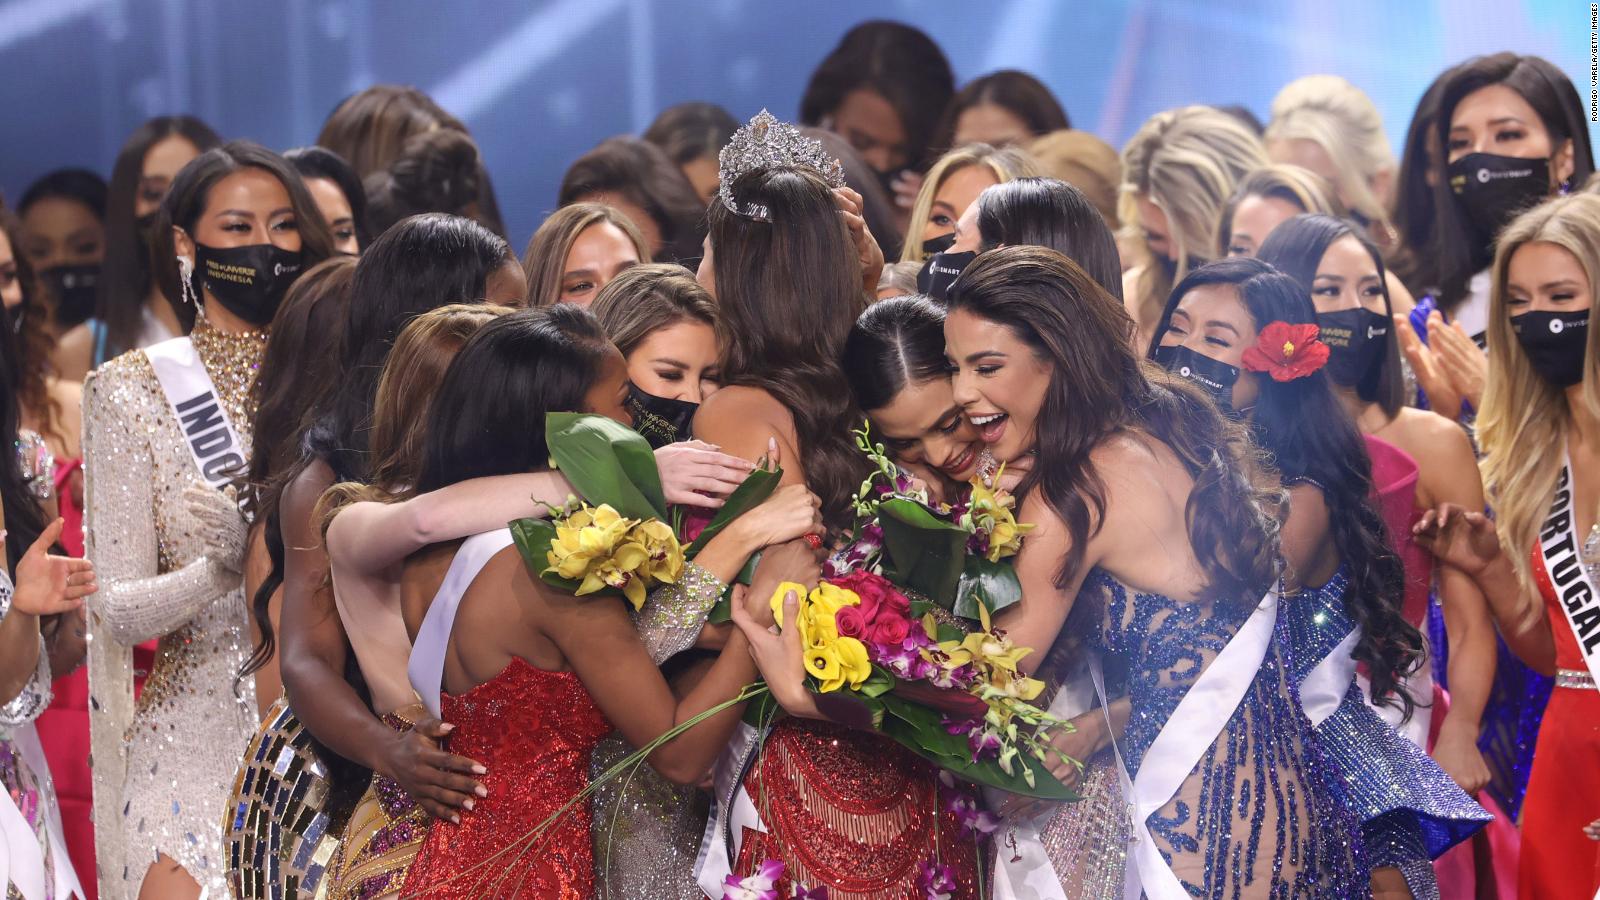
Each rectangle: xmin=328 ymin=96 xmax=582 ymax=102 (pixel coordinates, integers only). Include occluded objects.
xmin=0 ymin=0 xmax=1592 ymax=248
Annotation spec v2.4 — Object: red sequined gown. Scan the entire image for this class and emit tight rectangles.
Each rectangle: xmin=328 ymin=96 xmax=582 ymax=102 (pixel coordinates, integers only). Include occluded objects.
xmin=732 ymin=719 xmax=980 ymax=899
xmin=402 ymin=658 xmax=611 ymax=898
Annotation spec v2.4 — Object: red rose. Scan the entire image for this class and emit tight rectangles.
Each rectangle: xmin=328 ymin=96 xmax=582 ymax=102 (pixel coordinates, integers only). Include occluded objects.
xmin=834 ymin=605 xmax=868 ymax=639
xmin=1240 ymin=321 xmax=1330 ymax=382
xmin=830 ymin=571 xmax=899 ymax=624
xmin=868 ymin=614 xmax=911 ymax=646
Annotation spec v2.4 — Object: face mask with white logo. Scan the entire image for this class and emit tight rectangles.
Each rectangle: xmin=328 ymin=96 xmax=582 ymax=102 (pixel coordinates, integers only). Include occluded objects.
xmin=1448 ymin=152 xmax=1551 ymax=268
xmin=191 ymin=241 xmax=303 ymax=326
xmin=1153 ymin=343 xmax=1241 ymax=413
xmin=1512 ymin=309 xmax=1589 ymax=387
xmin=1316 ymin=308 xmax=1390 ymax=389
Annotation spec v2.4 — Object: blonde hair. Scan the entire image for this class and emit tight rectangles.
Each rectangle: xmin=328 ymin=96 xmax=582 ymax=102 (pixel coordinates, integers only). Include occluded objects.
xmin=589 ymin=262 xmax=715 ymax=356
xmin=1027 ymin=129 xmax=1122 ymax=229
xmin=1217 ymin=163 xmax=1348 ymax=256
xmin=1265 ymin=75 xmax=1395 ymax=230
xmin=522 ymin=203 xmax=651 ymax=307
xmin=317 ymin=303 xmax=513 ymax=535
xmin=1479 ymin=193 xmax=1600 ymax=629
xmin=899 ymin=143 xmax=1041 ymax=263
xmin=1120 ymin=106 xmax=1267 ymax=319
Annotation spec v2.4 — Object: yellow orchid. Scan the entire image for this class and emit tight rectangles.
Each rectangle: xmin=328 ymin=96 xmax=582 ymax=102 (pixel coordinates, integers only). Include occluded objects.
xmin=965 ymin=477 xmax=1034 ymax=562
xmin=938 ymin=604 xmax=1041 ymax=700
xmin=543 ymin=502 xmax=684 ymax=611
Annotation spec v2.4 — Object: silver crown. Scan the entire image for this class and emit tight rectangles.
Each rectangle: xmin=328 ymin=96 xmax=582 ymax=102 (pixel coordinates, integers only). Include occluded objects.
xmin=717 ymin=109 xmax=846 ymax=221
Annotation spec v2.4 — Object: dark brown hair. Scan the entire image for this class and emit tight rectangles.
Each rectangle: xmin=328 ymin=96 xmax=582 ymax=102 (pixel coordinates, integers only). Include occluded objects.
xmin=946 ymin=246 xmax=1282 ymax=598
xmin=150 ymin=141 xmax=336 ymax=333
xmin=708 ymin=165 xmax=871 ymax=528
xmin=239 ymin=255 xmax=357 ymax=679
xmin=0 ymin=210 xmax=62 ymax=447
xmin=644 ymin=102 xmax=740 ymax=167
xmin=558 ymin=137 xmax=707 ymax=264
xmin=931 ymin=70 xmax=1071 ymax=155
xmin=1428 ymin=53 xmax=1595 ymax=309
xmin=98 ymin=116 xmax=221 ymax=358
xmin=798 ymin=20 xmax=955 ymax=172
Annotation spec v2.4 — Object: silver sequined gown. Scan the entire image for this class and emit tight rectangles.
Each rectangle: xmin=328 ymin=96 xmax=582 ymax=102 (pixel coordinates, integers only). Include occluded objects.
xmin=84 ymin=324 xmax=265 ymax=900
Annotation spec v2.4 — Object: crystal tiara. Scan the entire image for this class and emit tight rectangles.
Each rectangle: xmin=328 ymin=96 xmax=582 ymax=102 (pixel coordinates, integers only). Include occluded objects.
xmin=717 ymin=109 xmax=846 ymax=221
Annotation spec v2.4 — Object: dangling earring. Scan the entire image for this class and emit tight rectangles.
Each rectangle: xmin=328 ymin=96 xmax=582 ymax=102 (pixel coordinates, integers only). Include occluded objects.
xmin=178 ymin=255 xmax=199 ymax=307
xmin=1561 ymin=178 xmax=1574 ymax=196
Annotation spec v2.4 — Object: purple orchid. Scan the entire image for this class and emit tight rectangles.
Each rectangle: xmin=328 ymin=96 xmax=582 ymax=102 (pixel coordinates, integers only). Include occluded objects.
xmin=723 ymin=858 xmax=785 ymax=900
xmin=916 ymin=859 xmax=959 ymax=900
xmin=947 ymin=793 xmax=1001 ymax=837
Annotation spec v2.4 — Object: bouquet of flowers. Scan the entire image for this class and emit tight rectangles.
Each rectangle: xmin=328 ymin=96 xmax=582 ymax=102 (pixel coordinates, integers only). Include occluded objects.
xmin=511 ymin=412 xmax=791 ymax=610
xmin=830 ymin=424 xmax=1031 ymax=619
xmin=764 ymin=570 xmax=1077 ymax=798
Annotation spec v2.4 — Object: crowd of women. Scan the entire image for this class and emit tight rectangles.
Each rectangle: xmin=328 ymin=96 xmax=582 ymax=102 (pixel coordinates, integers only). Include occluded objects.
xmin=0 ymin=17 xmax=1595 ymax=900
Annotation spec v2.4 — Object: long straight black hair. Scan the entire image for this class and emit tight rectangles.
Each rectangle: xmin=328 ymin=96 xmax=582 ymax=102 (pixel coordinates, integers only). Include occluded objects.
xmin=948 ymin=245 xmax=1283 ymax=601
xmin=1257 ymin=213 xmax=1405 ymax=416
xmin=312 ymin=212 xmax=512 ymax=482
xmin=415 ymin=304 xmax=615 ymax=493
xmin=1428 ymin=53 xmax=1595 ymax=309
xmin=975 ymin=177 xmax=1123 ymax=301
xmin=841 ymin=294 xmax=948 ymax=413
xmin=1151 ymin=257 xmax=1423 ymax=716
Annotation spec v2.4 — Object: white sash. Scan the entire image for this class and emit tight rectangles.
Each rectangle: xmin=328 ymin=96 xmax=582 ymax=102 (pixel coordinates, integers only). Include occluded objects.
xmin=989 ymin=663 xmax=1098 ymax=900
xmin=1092 ymin=589 xmax=1279 ymax=900
xmin=407 ymin=529 xmax=514 ymax=719
xmin=0 ymin=724 xmax=84 ymax=900
xmin=693 ymin=721 xmax=767 ymax=897
xmin=1538 ymin=454 xmax=1600 ymax=691
xmin=145 ymin=337 xmax=246 ymax=489
xmin=1300 ymin=627 xmax=1360 ymax=727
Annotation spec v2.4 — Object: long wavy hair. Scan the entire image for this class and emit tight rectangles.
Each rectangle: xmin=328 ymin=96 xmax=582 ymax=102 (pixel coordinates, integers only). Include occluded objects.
xmin=238 ymin=256 xmax=357 ymax=680
xmin=947 ymin=245 xmax=1284 ymax=600
xmin=708 ymin=165 xmax=871 ymax=530
xmin=1152 ymin=257 xmax=1423 ymax=715
xmin=1479 ymin=193 xmax=1600 ymax=630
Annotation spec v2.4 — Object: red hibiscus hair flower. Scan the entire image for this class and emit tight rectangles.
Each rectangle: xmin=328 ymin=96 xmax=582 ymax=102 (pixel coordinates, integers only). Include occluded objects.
xmin=1241 ymin=321 xmax=1329 ymax=382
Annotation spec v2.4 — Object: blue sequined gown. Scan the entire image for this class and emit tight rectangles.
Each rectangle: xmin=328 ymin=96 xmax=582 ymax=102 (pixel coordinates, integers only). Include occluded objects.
xmin=1281 ymin=569 xmax=1491 ymax=899
xmin=1090 ymin=570 xmax=1366 ymax=897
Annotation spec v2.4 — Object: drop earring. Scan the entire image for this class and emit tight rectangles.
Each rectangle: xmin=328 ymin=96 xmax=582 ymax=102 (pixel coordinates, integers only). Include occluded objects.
xmin=178 ymin=255 xmax=199 ymax=307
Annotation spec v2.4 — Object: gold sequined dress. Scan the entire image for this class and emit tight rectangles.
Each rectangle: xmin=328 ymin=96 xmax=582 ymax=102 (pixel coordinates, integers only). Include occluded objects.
xmin=83 ymin=323 xmax=265 ymax=900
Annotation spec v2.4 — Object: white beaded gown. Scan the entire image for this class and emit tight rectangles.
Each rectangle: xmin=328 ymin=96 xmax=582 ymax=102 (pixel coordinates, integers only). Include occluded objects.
xmin=83 ymin=323 xmax=264 ymax=900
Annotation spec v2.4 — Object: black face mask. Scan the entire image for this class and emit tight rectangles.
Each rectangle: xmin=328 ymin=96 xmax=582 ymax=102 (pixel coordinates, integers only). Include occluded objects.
xmin=192 ymin=241 xmax=302 ymax=326
xmin=921 ymin=232 xmax=956 ymax=257
xmin=1449 ymin=152 xmax=1551 ymax=268
xmin=625 ymin=383 xmax=699 ymax=450
xmin=1512 ymin=309 xmax=1589 ymax=387
xmin=1153 ymin=344 xmax=1240 ymax=413
xmin=1316 ymin=308 xmax=1390 ymax=389
xmin=38 ymin=263 xmax=100 ymax=327
xmin=917 ymin=250 xmax=976 ymax=302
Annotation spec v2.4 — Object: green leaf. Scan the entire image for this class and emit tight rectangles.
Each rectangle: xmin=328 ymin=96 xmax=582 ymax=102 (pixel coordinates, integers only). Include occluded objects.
xmin=877 ymin=498 xmax=968 ymax=607
xmin=876 ymin=696 xmax=1078 ymax=800
xmin=704 ymin=551 xmax=761 ymax=624
xmin=545 ymin=412 xmax=667 ymax=521
xmin=685 ymin=466 xmax=783 ymax=557
xmin=953 ymin=557 xmax=1023 ymax=619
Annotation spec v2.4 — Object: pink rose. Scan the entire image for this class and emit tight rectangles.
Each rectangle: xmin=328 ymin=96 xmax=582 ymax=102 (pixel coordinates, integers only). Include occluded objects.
xmin=834 ymin=606 xmax=868 ymax=639
xmin=868 ymin=614 xmax=911 ymax=646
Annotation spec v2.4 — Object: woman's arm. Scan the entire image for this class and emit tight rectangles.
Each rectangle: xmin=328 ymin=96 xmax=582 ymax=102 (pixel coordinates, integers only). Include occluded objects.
xmin=82 ymin=368 xmax=237 ymax=645
xmin=1412 ymin=505 xmax=1556 ymax=675
xmin=1418 ymin=419 xmax=1496 ymax=793
xmin=280 ymin=464 xmax=486 ymax=822
xmin=550 ymin=544 xmax=815 ymax=784
xmin=1 ymin=520 xmax=95 ymax=719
